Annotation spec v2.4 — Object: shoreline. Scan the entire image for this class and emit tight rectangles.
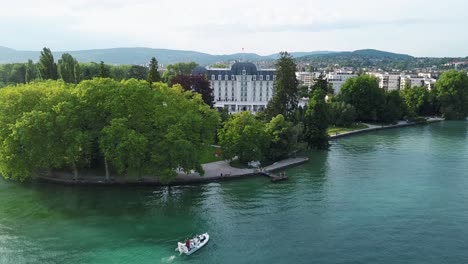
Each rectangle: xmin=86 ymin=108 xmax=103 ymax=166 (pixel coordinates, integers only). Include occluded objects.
xmin=36 ymin=118 xmax=444 ymax=187
xmin=329 ymin=118 xmax=444 ymax=139
xmin=37 ymin=157 xmax=309 ymax=186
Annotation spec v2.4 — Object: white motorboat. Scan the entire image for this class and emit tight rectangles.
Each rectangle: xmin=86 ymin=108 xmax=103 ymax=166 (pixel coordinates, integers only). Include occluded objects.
xmin=176 ymin=233 xmax=209 ymax=255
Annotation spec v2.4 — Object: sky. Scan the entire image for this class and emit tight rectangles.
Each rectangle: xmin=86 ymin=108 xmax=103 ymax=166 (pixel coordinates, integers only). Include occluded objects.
xmin=1 ymin=0 xmax=467 ymax=57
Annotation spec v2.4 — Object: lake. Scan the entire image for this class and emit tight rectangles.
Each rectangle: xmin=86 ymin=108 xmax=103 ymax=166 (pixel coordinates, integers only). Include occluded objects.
xmin=0 ymin=121 xmax=467 ymax=264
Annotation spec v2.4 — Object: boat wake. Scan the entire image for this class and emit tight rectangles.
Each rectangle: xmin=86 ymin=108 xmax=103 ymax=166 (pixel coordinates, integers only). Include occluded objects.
xmin=161 ymin=255 xmax=176 ymax=263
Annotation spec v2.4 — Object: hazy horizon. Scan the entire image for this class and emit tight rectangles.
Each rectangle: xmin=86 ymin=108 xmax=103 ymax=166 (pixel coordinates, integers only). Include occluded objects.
xmin=1 ymin=0 xmax=467 ymax=57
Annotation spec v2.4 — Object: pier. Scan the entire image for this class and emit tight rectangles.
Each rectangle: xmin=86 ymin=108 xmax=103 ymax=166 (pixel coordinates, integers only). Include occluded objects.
xmin=259 ymin=170 xmax=288 ymax=182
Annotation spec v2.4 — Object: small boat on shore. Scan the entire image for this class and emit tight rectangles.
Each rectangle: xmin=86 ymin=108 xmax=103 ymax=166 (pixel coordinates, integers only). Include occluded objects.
xmin=176 ymin=233 xmax=209 ymax=255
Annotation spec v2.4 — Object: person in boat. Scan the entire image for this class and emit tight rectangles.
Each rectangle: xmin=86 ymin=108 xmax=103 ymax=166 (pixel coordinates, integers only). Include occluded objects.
xmin=185 ymin=239 xmax=191 ymax=250
xmin=200 ymin=235 xmax=206 ymax=242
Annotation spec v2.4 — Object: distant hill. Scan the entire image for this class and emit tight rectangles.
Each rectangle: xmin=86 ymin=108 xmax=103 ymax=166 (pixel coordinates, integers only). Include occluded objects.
xmin=299 ymin=49 xmax=414 ymax=61
xmin=295 ymin=49 xmax=422 ymax=70
xmin=3 ymin=46 xmax=461 ymax=70
xmin=0 ymin=46 xmax=38 ymax=63
xmin=0 ymin=46 xmax=336 ymax=65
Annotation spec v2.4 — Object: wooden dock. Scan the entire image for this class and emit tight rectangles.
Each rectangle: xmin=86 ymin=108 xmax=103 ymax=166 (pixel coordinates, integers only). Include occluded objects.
xmin=259 ymin=171 xmax=288 ymax=182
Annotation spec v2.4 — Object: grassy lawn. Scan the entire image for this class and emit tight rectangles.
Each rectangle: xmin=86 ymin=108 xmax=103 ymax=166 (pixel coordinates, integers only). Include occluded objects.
xmin=328 ymin=123 xmax=369 ymax=136
xmin=199 ymin=145 xmax=224 ymax=164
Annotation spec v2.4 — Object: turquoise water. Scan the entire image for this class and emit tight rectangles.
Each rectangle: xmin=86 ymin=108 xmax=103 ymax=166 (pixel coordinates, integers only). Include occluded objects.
xmin=0 ymin=121 xmax=467 ymax=264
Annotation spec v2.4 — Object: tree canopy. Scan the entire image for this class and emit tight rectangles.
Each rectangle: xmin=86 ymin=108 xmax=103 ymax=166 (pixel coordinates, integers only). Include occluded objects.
xmin=436 ymin=70 xmax=468 ymax=120
xmin=171 ymin=74 xmax=214 ymax=107
xmin=265 ymin=52 xmax=299 ymax=120
xmin=218 ymin=112 xmax=269 ymax=164
xmin=0 ymin=79 xmax=219 ymax=182
xmin=338 ymin=75 xmax=385 ymax=122
xmin=38 ymin=47 xmax=58 ymax=80
xmin=147 ymin=57 xmax=161 ymax=84
xmin=98 ymin=61 xmax=111 ymax=78
xmin=58 ymin=53 xmax=80 ymax=84
xmin=304 ymin=77 xmax=330 ymax=149
xmin=162 ymin=62 xmax=198 ymax=85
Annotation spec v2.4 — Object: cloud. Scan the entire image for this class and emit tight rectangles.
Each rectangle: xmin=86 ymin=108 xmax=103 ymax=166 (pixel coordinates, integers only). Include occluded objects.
xmin=177 ymin=18 xmax=446 ymax=34
xmin=0 ymin=0 xmax=467 ymax=56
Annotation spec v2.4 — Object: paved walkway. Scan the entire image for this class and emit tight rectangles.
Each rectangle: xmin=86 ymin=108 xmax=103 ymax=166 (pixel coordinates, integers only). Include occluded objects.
xmin=330 ymin=118 xmax=444 ymax=139
xmin=173 ymin=157 xmax=309 ymax=184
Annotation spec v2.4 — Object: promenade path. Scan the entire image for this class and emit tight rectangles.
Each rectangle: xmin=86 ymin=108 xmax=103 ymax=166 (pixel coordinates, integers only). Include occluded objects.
xmin=330 ymin=118 xmax=444 ymax=139
xmin=173 ymin=157 xmax=309 ymax=184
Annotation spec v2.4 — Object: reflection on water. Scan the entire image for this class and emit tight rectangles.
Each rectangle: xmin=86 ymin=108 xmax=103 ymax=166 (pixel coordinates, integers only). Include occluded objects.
xmin=0 ymin=121 xmax=467 ymax=264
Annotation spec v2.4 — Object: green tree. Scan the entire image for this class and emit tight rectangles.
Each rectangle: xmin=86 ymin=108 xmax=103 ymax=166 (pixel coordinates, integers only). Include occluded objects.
xmin=210 ymin=63 xmax=228 ymax=68
xmin=108 ymin=65 xmax=130 ymax=81
xmin=265 ymin=52 xmax=299 ymax=120
xmin=9 ymin=64 xmax=26 ymax=84
xmin=100 ymin=118 xmax=148 ymax=178
xmin=435 ymin=70 xmax=468 ymax=120
xmin=400 ymin=86 xmax=430 ymax=117
xmin=338 ymin=75 xmax=385 ymax=122
xmin=380 ymin=90 xmax=404 ymax=123
xmin=304 ymin=86 xmax=329 ymax=149
xmin=162 ymin=62 xmax=198 ymax=84
xmin=329 ymin=101 xmax=356 ymax=127
xmin=147 ymin=57 xmax=161 ymax=84
xmin=74 ymin=62 xmax=81 ymax=83
xmin=98 ymin=61 xmax=111 ymax=78
xmin=265 ymin=114 xmax=293 ymax=161
xmin=0 ymin=79 xmax=219 ymax=183
xmin=218 ymin=112 xmax=269 ymax=164
xmin=171 ymin=75 xmax=214 ymax=107
xmin=25 ymin=60 xmax=38 ymax=83
xmin=58 ymin=53 xmax=79 ymax=83
xmin=298 ymin=85 xmax=310 ymax=98
xmin=80 ymin=62 xmax=100 ymax=80
xmin=127 ymin=65 xmax=148 ymax=80
xmin=38 ymin=47 xmax=58 ymax=80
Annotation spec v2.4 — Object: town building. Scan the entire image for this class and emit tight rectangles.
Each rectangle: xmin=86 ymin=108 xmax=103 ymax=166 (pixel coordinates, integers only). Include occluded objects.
xmin=193 ymin=62 xmax=276 ymax=113
xmin=326 ymin=70 xmax=358 ymax=94
xmin=368 ymin=72 xmax=401 ymax=91
xmin=400 ymin=74 xmax=437 ymax=90
xmin=296 ymin=72 xmax=321 ymax=87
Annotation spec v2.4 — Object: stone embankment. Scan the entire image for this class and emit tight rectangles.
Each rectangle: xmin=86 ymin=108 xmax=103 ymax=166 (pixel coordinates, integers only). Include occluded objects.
xmin=330 ymin=118 xmax=444 ymax=139
xmin=39 ymin=157 xmax=309 ymax=186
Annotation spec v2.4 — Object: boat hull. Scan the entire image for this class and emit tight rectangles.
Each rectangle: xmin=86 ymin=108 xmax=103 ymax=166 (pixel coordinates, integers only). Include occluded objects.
xmin=177 ymin=233 xmax=210 ymax=255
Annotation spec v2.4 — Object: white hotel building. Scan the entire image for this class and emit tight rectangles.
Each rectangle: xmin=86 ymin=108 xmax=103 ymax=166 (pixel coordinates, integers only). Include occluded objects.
xmin=193 ymin=62 xmax=276 ymax=113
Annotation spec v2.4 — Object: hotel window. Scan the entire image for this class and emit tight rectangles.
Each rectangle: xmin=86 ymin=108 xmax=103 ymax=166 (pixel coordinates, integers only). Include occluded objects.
xmin=225 ymin=75 xmax=229 ymax=80
xmin=231 ymin=75 xmax=235 ymax=80
xmin=242 ymin=69 xmax=246 ymax=75
xmin=266 ymin=75 xmax=270 ymax=81
xmin=211 ymin=75 xmax=215 ymax=80
xmin=273 ymin=75 xmax=276 ymax=81
xmin=218 ymin=75 xmax=222 ymax=80
xmin=259 ymin=75 xmax=263 ymax=81
xmin=253 ymin=75 xmax=256 ymax=81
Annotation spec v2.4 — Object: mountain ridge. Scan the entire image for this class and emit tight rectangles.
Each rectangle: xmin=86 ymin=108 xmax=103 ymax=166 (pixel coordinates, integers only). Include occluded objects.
xmin=0 ymin=46 xmax=353 ymax=65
